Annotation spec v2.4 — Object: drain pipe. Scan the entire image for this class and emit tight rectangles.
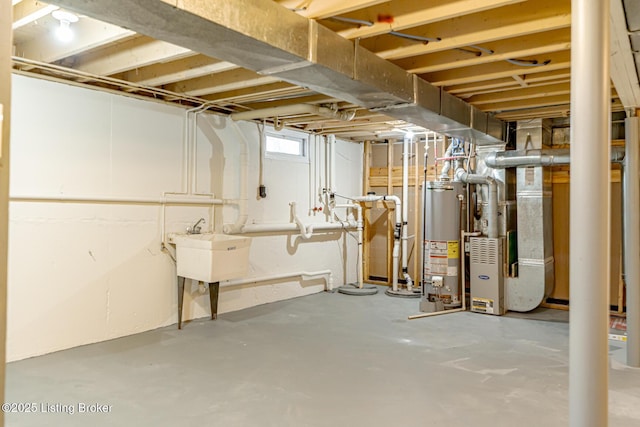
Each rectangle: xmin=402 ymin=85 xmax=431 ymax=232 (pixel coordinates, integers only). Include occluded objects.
xmin=454 ymin=168 xmax=498 ymax=238
xmin=229 ymin=104 xmax=356 ymax=123
xmin=353 ymin=194 xmax=402 ymax=291
xmin=624 ymin=115 xmax=640 ymax=367
xmin=235 ymin=222 xmax=355 ymax=234
xmin=223 ymin=121 xmax=249 ymax=234
xmin=222 ymin=270 xmax=334 ymax=291
xmin=569 ymin=0 xmax=610 ymax=425
xmin=401 ymin=134 xmax=414 ymax=291
xmin=327 ymin=134 xmax=337 ymax=221
xmin=336 ymin=203 xmax=364 ymax=289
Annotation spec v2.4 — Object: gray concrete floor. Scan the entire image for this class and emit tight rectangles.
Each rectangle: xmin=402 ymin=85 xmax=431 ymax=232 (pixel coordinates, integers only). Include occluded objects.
xmin=5 ymin=286 xmax=640 ymax=427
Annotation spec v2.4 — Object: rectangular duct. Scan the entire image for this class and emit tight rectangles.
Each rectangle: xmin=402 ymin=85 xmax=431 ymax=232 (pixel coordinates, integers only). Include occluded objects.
xmin=505 ymin=118 xmax=555 ymax=312
xmin=48 ymin=0 xmax=504 ymax=144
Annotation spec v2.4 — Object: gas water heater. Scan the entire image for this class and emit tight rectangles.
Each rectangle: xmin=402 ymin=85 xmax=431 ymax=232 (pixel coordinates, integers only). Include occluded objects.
xmin=421 ymin=181 xmax=463 ymax=312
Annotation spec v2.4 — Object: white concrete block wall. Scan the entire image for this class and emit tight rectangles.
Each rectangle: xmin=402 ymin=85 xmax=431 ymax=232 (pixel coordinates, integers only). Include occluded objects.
xmin=7 ymin=75 xmax=362 ymax=361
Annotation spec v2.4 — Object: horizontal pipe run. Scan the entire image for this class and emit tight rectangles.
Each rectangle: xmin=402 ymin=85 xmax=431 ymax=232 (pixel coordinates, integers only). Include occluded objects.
xmin=9 ymin=194 xmax=224 ymax=205
xmin=485 ymin=146 xmax=625 ymax=168
xmin=230 ymin=104 xmax=355 ymax=122
xmin=230 ymin=222 xmax=355 ymax=234
xmin=221 ymin=270 xmax=334 ymax=291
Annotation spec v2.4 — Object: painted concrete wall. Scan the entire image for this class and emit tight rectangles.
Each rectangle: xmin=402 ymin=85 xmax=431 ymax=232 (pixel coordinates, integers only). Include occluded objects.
xmin=7 ymin=75 xmax=362 ymax=361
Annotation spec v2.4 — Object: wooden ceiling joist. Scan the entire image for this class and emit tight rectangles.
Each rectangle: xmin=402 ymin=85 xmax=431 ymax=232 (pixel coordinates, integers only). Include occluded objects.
xmin=334 ymin=0 xmax=524 ymax=40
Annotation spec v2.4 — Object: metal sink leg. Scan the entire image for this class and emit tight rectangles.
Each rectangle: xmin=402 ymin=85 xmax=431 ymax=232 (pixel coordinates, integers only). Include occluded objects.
xmin=209 ymin=282 xmax=220 ymax=320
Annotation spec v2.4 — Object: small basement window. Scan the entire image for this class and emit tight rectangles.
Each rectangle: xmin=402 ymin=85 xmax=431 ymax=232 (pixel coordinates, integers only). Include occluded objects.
xmin=265 ymin=133 xmax=307 ymax=161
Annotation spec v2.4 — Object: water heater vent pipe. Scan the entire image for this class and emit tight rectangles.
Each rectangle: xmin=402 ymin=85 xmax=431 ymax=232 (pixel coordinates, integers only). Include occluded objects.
xmin=454 ymin=168 xmax=498 ymax=239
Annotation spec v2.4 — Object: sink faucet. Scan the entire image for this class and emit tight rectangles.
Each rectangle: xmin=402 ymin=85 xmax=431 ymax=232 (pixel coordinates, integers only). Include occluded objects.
xmin=187 ymin=218 xmax=205 ymax=234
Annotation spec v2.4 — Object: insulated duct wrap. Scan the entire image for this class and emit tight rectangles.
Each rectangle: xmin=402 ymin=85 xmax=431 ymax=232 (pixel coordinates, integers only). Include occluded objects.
xmin=48 ymin=0 xmax=505 ymax=144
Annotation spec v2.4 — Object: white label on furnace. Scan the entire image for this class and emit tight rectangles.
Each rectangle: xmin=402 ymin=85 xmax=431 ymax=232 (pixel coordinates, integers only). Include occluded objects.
xmin=447 ymin=267 xmax=457 ymax=277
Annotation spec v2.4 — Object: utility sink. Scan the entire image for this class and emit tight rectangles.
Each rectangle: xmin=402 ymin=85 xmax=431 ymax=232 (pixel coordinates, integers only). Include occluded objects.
xmin=168 ymin=233 xmax=251 ymax=282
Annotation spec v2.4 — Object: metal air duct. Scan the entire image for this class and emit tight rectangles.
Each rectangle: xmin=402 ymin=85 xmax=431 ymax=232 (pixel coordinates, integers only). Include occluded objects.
xmin=485 ymin=146 xmax=626 ymax=168
xmin=506 ymin=119 xmax=555 ymax=312
xmin=47 ymin=0 xmax=505 ymax=144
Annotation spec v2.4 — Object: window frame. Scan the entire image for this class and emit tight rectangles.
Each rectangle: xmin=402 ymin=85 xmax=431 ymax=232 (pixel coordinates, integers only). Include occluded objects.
xmin=264 ymin=131 xmax=308 ymax=163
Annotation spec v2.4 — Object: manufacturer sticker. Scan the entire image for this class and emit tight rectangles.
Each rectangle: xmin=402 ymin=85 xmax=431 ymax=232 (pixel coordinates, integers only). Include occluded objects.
xmin=472 ymin=297 xmax=494 ymax=314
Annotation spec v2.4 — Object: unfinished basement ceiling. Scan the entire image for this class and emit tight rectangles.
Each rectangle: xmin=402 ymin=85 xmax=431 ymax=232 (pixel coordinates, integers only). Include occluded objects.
xmin=10 ymin=0 xmax=640 ymax=141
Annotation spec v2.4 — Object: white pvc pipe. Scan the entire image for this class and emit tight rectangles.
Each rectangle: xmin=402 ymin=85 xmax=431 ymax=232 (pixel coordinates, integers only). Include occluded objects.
xmin=229 ymin=104 xmax=355 ymax=122
xmin=624 ymin=115 xmax=640 ymax=367
xmin=401 ymin=135 xmax=414 ymax=291
xmin=329 ymin=134 xmax=336 ymax=195
xmin=9 ymin=194 xmax=223 ymax=205
xmin=308 ymin=134 xmax=315 ymax=212
xmin=353 ymin=194 xmax=402 ymax=290
xmin=336 ymin=203 xmax=364 ymax=289
xmin=221 ymin=270 xmax=334 ymax=291
xmin=223 ymin=121 xmax=249 ymax=234
xmin=231 ymin=222 xmax=355 ymax=234
xmin=569 ymin=0 xmax=610 ymax=425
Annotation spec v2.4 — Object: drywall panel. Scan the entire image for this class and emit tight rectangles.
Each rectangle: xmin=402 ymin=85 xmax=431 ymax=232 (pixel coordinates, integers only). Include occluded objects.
xmin=8 ymin=75 xmax=361 ymax=361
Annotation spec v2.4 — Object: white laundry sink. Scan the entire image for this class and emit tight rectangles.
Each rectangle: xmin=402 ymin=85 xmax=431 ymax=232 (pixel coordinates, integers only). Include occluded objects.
xmin=168 ymin=233 xmax=251 ymax=282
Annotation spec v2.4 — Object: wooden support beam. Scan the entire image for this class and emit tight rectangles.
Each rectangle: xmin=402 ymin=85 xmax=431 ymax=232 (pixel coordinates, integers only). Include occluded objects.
xmin=337 ymin=0 xmax=524 ymax=40
xmin=163 ymin=69 xmax=279 ymax=97
xmin=394 ymin=28 xmax=570 ymax=75
xmin=468 ymin=82 xmax=571 ymax=105
xmin=276 ymin=0 xmax=389 ymax=19
xmin=202 ymin=83 xmax=304 ymax=104
xmin=115 ymin=54 xmax=238 ymax=87
xmin=0 ymin=1 xmax=12 ymax=422
xmin=71 ymin=36 xmax=195 ymax=76
xmin=373 ymin=12 xmax=570 ymax=60
xmin=12 ymin=0 xmax=58 ymax=29
xmin=424 ymin=51 xmax=570 ymax=87
xmin=447 ymin=69 xmax=572 ymax=95
xmin=479 ymin=94 xmax=571 ymax=112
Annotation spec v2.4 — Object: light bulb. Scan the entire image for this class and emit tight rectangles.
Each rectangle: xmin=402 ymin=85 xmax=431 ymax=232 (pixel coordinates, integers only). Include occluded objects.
xmin=56 ymin=20 xmax=73 ymax=42
xmin=51 ymin=10 xmax=78 ymax=43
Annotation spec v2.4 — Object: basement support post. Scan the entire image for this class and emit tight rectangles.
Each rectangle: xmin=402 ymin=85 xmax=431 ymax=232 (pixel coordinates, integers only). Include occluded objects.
xmin=624 ymin=114 xmax=640 ymax=367
xmin=0 ymin=0 xmax=12 ymax=424
xmin=569 ymin=0 xmax=610 ymax=426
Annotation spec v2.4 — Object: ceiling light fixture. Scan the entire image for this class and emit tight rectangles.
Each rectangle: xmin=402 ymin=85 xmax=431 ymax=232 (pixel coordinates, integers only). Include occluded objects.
xmin=51 ymin=10 xmax=78 ymax=43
